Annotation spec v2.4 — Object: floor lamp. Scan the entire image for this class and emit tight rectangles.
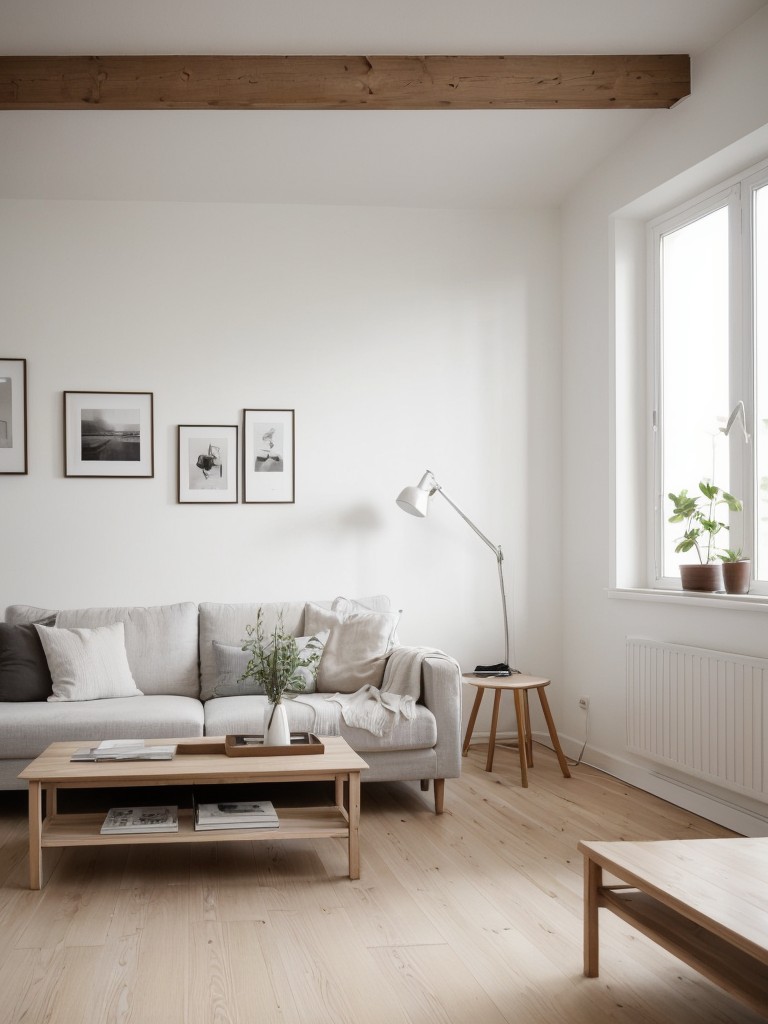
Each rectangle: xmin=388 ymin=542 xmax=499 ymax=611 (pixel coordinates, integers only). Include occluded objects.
xmin=396 ymin=470 xmax=515 ymax=676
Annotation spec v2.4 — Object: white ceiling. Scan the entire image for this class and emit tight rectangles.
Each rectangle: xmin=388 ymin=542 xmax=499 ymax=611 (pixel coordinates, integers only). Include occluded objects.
xmin=1 ymin=0 xmax=766 ymax=208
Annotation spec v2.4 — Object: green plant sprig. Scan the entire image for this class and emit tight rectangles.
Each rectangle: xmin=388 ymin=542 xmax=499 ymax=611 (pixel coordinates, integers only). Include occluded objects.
xmin=668 ymin=481 xmax=742 ymax=564
xmin=239 ymin=608 xmax=324 ymax=710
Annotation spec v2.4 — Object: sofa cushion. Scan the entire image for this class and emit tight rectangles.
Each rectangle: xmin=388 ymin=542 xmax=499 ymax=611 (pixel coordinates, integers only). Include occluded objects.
xmin=0 ymin=694 xmax=205 ymax=760
xmin=0 ymin=623 xmax=54 ymax=702
xmin=304 ymin=598 xmax=399 ymax=693
xmin=199 ymin=602 xmax=307 ymax=701
xmin=36 ymin=621 xmax=142 ymax=702
xmin=54 ymin=603 xmax=200 ymax=698
xmin=203 ymin=694 xmax=436 ymax=752
xmin=210 ymin=630 xmax=329 ymax=697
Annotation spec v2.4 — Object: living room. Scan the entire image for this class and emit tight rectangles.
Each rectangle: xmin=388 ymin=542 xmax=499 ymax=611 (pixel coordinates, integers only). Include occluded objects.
xmin=2 ymin=1 xmax=768 ymax=1021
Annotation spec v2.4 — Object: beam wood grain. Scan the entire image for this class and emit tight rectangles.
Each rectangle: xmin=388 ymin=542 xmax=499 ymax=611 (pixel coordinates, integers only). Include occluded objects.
xmin=0 ymin=54 xmax=691 ymax=110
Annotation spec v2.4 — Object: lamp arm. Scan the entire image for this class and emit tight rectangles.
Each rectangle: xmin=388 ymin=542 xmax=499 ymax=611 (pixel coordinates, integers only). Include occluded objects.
xmin=433 ymin=484 xmax=511 ymax=669
xmin=433 ymin=485 xmax=501 ymax=559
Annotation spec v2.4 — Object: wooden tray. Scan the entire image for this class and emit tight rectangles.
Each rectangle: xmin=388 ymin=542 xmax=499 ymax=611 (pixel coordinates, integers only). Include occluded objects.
xmin=224 ymin=733 xmax=325 ymax=757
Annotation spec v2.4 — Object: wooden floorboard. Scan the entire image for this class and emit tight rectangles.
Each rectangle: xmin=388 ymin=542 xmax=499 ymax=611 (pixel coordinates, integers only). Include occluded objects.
xmin=0 ymin=746 xmax=762 ymax=1024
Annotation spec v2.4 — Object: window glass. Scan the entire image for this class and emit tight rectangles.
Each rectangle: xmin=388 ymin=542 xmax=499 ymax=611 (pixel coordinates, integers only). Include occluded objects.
xmin=756 ymin=184 xmax=768 ymax=580
xmin=660 ymin=206 xmax=730 ymax=576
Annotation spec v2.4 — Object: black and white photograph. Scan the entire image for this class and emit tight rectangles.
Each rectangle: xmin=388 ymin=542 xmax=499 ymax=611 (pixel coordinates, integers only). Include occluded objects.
xmin=243 ymin=408 xmax=294 ymax=503
xmin=64 ymin=391 xmax=154 ymax=477
xmin=178 ymin=424 xmax=238 ymax=503
xmin=0 ymin=358 xmax=28 ymax=474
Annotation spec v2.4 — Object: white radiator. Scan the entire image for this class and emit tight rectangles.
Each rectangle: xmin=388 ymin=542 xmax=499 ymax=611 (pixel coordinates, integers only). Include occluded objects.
xmin=626 ymin=637 xmax=768 ymax=799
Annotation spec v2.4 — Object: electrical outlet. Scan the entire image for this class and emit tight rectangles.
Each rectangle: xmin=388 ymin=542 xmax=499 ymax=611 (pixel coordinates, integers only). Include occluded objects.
xmin=578 ymin=696 xmax=590 ymax=710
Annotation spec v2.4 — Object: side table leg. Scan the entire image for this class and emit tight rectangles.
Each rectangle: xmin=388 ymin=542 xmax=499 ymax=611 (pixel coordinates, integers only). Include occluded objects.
xmin=462 ymin=687 xmax=484 ymax=756
xmin=584 ymin=856 xmax=602 ymax=976
xmin=348 ymin=771 xmax=361 ymax=880
xmin=486 ymin=689 xmax=502 ymax=772
xmin=28 ymin=781 xmax=44 ymax=890
xmin=513 ymin=689 xmax=529 ymax=787
xmin=538 ymin=688 xmax=572 ymax=779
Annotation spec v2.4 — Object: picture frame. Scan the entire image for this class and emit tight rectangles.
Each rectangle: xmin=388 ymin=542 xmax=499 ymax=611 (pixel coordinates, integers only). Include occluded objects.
xmin=64 ymin=391 xmax=154 ymax=478
xmin=0 ymin=358 xmax=28 ymax=475
xmin=243 ymin=409 xmax=295 ymax=504
xmin=178 ymin=424 xmax=239 ymax=503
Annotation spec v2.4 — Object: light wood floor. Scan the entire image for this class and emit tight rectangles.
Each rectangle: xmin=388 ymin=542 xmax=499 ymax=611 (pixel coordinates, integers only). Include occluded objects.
xmin=0 ymin=743 xmax=763 ymax=1024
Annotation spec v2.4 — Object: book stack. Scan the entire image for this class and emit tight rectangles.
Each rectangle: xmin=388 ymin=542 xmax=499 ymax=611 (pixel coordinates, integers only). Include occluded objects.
xmin=71 ymin=739 xmax=177 ymax=762
xmin=100 ymin=805 xmax=179 ymax=834
xmin=194 ymin=800 xmax=279 ymax=831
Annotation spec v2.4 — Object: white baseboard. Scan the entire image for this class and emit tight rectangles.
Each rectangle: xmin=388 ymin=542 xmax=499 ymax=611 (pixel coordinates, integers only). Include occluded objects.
xmin=536 ymin=731 xmax=768 ymax=838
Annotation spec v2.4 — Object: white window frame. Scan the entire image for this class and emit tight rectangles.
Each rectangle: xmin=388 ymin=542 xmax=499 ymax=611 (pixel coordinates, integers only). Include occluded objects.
xmin=648 ymin=157 xmax=768 ymax=595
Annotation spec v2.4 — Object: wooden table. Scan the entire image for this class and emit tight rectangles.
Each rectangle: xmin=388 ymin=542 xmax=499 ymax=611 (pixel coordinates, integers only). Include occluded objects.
xmin=462 ymin=674 xmax=571 ymax=787
xmin=19 ymin=736 xmax=368 ymax=889
xmin=579 ymin=837 xmax=768 ymax=1017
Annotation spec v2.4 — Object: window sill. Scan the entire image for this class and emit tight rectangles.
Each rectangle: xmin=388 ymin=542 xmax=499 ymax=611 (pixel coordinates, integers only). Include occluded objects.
xmin=608 ymin=587 xmax=768 ymax=611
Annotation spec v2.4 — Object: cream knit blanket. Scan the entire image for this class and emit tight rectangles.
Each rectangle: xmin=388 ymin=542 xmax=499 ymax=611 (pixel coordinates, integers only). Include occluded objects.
xmin=321 ymin=646 xmax=453 ymax=737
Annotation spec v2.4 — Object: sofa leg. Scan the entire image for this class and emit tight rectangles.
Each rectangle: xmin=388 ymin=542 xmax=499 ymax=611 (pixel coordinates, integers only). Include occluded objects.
xmin=420 ymin=779 xmax=429 ymax=791
xmin=434 ymin=778 xmax=445 ymax=814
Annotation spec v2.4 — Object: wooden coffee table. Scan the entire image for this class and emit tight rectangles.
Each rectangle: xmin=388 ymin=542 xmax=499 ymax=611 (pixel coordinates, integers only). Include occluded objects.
xmin=19 ymin=736 xmax=368 ymax=889
xmin=579 ymin=837 xmax=768 ymax=1017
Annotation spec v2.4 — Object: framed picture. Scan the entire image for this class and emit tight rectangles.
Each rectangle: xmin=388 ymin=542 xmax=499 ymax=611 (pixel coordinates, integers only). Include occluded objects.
xmin=0 ymin=358 xmax=28 ymax=475
xmin=178 ymin=424 xmax=238 ymax=503
xmin=243 ymin=408 xmax=295 ymax=503
xmin=64 ymin=391 xmax=154 ymax=477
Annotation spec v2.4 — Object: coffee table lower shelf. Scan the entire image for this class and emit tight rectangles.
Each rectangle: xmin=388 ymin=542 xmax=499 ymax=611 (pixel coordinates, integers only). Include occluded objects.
xmin=42 ymin=805 xmax=350 ymax=846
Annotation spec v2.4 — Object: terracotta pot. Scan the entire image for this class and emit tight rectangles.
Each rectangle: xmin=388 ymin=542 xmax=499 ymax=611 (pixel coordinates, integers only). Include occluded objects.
xmin=679 ymin=563 xmax=724 ymax=592
xmin=722 ymin=560 xmax=751 ymax=595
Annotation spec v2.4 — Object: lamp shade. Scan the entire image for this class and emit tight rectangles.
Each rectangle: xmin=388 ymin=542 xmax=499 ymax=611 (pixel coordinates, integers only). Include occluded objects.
xmin=396 ymin=471 xmax=436 ymax=517
xmin=396 ymin=485 xmax=430 ymax=517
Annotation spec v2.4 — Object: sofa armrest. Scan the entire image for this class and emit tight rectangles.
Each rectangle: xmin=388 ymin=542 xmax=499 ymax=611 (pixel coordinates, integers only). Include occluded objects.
xmin=385 ymin=646 xmax=462 ymax=780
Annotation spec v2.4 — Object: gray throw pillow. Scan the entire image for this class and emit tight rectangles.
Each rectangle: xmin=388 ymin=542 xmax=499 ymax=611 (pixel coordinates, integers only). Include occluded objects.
xmin=0 ymin=622 xmax=54 ymax=701
xmin=211 ymin=631 xmax=329 ymax=698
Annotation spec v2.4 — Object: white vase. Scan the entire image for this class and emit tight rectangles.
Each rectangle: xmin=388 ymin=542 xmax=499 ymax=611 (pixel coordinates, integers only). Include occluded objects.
xmin=264 ymin=701 xmax=290 ymax=746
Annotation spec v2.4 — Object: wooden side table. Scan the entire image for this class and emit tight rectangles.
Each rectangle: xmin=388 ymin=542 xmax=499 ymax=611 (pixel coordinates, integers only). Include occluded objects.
xmin=462 ymin=674 xmax=571 ymax=787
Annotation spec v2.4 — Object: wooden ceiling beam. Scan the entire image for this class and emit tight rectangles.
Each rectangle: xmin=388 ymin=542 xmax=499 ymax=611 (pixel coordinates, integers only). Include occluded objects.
xmin=0 ymin=54 xmax=690 ymax=110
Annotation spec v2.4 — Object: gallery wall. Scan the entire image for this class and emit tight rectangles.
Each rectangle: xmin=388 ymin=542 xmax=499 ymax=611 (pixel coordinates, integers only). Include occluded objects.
xmin=0 ymin=198 xmax=562 ymax=735
xmin=560 ymin=4 xmax=768 ymax=832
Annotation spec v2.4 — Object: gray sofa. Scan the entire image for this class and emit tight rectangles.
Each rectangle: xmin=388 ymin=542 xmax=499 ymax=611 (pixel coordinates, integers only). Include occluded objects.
xmin=0 ymin=599 xmax=462 ymax=812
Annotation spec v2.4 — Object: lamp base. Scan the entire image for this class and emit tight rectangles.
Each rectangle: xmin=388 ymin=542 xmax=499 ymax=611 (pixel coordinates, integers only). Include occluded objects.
xmin=473 ymin=663 xmax=519 ymax=677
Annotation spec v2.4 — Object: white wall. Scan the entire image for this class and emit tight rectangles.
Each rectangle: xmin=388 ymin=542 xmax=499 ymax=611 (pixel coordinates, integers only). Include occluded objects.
xmin=0 ymin=199 xmax=562 ymax=736
xmin=561 ymin=5 xmax=768 ymax=832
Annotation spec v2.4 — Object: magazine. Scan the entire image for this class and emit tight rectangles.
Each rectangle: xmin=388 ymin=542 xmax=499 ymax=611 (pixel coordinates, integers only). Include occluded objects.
xmin=71 ymin=740 xmax=177 ymax=762
xmin=101 ymin=805 xmax=179 ymax=834
xmin=194 ymin=800 xmax=279 ymax=830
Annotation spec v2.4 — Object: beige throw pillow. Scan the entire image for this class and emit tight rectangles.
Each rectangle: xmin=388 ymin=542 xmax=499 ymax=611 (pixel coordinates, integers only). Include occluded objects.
xmin=304 ymin=598 xmax=400 ymax=693
xmin=35 ymin=622 xmax=143 ymax=702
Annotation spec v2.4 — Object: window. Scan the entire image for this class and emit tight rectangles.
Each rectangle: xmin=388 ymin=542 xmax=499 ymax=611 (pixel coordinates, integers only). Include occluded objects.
xmin=650 ymin=159 xmax=768 ymax=592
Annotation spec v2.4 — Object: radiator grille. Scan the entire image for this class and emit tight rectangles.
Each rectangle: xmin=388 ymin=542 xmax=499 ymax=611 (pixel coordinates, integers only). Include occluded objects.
xmin=626 ymin=637 xmax=768 ymax=798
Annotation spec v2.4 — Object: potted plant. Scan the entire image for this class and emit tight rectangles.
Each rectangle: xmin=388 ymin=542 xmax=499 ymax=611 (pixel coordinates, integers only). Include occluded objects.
xmin=718 ymin=548 xmax=751 ymax=595
xmin=667 ymin=482 xmax=742 ymax=592
xmin=239 ymin=609 xmax=324 ymax=745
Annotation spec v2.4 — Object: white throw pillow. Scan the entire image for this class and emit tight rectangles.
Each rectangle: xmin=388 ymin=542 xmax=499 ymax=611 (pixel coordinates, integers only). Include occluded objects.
xmin=304 ymin=598 xmax=400 ymax=693
xmin=35 ymin=622 xmax=143 ymax=702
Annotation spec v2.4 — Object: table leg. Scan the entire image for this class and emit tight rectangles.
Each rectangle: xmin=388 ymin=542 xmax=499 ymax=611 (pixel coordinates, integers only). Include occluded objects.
xmin=28 ymin=781 xmax=44 ymax=890
xmin=486 ymin=689 xmax=502 ymax=772
xmin=347 ymin=771 xmax=361 ymax=880
xmin=584 ymin=856 xmax=602 ymax=976
xmin=335 ymin=775 xmax=345 ymax=810
xmin=513 ymin=689 xmax=529 ymax=787
xmin=537 ymin=687 xmax=572 ymax=779
xmin=524 ymin=691 xmax=534 ymax=767
xmin=462 ymin=687 xmax=484 ymax=756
